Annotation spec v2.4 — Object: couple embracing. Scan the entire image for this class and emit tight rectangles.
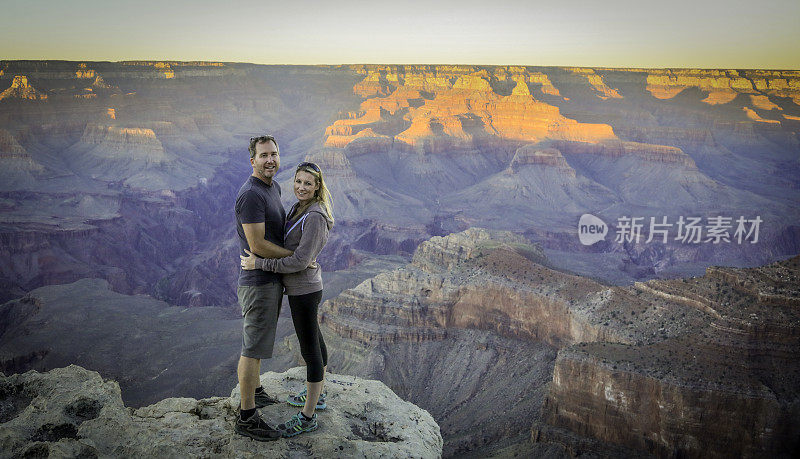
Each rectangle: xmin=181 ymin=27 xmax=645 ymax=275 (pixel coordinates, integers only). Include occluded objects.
xmin=233 ymin=135 xmax=333 ymax=441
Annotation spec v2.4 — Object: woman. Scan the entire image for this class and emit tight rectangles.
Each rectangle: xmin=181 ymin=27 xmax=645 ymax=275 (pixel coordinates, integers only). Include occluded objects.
xmin=241 ymin=161 xmax=334 ymax=437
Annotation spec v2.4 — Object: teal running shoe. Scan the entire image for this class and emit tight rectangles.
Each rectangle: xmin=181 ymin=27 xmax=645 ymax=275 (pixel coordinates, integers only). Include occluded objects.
xmin=287 ymin=388 xmax=327 ymax=410
xmin=277 ymin=412 xmax=318 ymax=438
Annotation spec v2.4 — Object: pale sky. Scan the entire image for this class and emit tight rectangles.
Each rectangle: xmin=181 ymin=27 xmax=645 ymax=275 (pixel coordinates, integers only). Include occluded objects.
xmin=1 ymin=0 xmax=798 ymax=68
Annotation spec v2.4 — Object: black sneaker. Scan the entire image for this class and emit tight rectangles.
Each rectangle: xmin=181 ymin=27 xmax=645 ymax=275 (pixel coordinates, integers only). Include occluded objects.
xmin=234 ymin=412 xmax=281 ymax=441
xmin=255 ymin=390 xmax=279 ymax=408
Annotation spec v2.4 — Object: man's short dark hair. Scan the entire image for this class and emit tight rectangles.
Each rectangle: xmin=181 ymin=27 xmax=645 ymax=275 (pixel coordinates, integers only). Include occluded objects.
xmin=249 ymin=135 xmax=279 ymax=159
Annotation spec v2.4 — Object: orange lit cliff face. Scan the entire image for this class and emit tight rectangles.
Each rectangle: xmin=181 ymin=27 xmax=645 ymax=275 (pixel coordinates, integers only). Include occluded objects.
xmin=322 ymin=65 xmax=800 ymax=174
xmin=644 ymin=68 xmax=800 ymax=106
xmin=325 ymin=66 xmax=617 ymax=151
xmin=0 ymin=75 xmax=48 ymax=101
xmin=328 ymin=66 xmax=800 ymax=152
xmin=316 ymin=66 xmax=800 ymax=230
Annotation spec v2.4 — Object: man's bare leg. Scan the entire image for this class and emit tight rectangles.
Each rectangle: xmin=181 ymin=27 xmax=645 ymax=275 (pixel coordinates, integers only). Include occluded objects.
xmin=238 ymin=355 xmax=261 ymax=410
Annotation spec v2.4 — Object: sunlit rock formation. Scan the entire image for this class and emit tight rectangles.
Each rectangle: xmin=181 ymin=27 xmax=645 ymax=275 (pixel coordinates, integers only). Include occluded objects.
xmin=644 ymin=68 xmax=800 ymax=105
xmin=314 ymin=64 xmax=797 ymax=267
xmin=327 ymin=66 xmax=617 ymax=153
xmin=0 ymin=76 xmax=47 ymax=101
xmin=742 ymin=106 xmax=781 ymax=124
xmin=568 ymin=67 xmax=623 ymax=99
xmin=749 ymin=94 xmax=781 ymax=111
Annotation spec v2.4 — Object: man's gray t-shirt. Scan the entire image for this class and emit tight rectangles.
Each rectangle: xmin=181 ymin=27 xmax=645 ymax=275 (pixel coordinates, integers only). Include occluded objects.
xmin=235 ymin=175 xmax=286 ymax=286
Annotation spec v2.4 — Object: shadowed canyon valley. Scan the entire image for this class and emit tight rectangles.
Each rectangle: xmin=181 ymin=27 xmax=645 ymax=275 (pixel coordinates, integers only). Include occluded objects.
xmin=1 ymin=61 xmax=799 ymax=457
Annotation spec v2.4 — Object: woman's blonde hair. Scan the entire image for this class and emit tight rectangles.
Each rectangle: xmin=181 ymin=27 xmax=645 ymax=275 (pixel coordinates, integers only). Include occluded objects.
xmin=296 ymin=162 xmax=334 ymax=223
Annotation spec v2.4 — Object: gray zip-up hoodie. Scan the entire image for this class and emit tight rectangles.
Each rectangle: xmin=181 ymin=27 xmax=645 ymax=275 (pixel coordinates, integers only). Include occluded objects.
xmin=255 ymin=200 xmax=333 ymax=295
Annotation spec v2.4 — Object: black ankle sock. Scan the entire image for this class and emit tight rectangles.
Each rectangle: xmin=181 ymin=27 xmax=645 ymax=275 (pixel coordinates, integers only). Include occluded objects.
xmin=255 ymin=386 xmax=264 ymax=393
xmin=300 ymin=411 xmax=313 ymax=421
xmin=240 ymin=407 xmax=256 ymax=420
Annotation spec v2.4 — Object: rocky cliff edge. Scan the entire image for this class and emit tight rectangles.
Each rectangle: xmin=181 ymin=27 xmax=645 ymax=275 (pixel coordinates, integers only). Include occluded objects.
xmin=0 ymin=365 xmax=443 ymax=458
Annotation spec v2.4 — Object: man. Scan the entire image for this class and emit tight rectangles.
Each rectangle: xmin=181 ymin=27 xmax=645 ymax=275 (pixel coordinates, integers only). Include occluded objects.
xmin=233 ymin=135 xmax=293 ymax=441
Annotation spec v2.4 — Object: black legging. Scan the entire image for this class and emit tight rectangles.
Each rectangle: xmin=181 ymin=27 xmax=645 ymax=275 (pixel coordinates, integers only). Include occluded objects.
xmin=288 ymin=290 xmax=328 ymax=383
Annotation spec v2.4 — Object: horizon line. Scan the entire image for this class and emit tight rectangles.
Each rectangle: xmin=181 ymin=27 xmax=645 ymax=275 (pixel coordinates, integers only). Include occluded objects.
xmin=2 ymin=59 xmax=799 ymax=72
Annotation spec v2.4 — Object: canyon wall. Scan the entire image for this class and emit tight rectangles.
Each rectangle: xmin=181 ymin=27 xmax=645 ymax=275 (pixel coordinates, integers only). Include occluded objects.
xmin=542 ymin=257 xmax=800 ymax=457
xmin=0 ymin=61 xmax=364 ymax=304
xmin=316 ymin=228 xmax=799 ymax=457
xmin=2 ymin=61 xmax=798 ymax=303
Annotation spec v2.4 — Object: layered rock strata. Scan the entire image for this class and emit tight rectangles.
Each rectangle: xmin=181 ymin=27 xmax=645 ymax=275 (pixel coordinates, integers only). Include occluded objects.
xmin=321 ymin=228 xmax=702 ymax=349
xmin=76 ymin=124 xmax=172 ymax=163
xmin=0 ymin=128 xmax=42 ymax=174
xmin=278 ymin=148 xmax=432 ymax=228
xmin=542 ymin=255 xmax=800 ymax=457
xmin=0 ymin=365 xmax=443 ymax=458
xmin=548 ymin=139 xmax=697 ymax=167
xmin=567 ymin=68 xmax=623 ymax=99
xmin=643 ymin=68 xmax=800 ymax=105
xmin=316 ymin=325 xmax=560 ymax=457
xmin=438 ymin=146 xmax=617 ymax=225
xmin=507 ymin=146 xmax=574 ymax=175
xmin=0 ymin=61 xmax=235 ymax=82
xmin=320 ymin=229 xmax=799 ymax=456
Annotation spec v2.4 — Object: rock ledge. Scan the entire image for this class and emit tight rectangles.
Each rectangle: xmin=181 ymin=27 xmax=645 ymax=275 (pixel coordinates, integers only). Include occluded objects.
xmin=0 ymin=365 xmax=442 ymax=458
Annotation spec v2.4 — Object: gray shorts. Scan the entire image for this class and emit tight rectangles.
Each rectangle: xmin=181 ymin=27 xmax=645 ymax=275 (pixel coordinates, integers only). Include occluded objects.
xmin=238 ymin=283 xmax=283 ymax=359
